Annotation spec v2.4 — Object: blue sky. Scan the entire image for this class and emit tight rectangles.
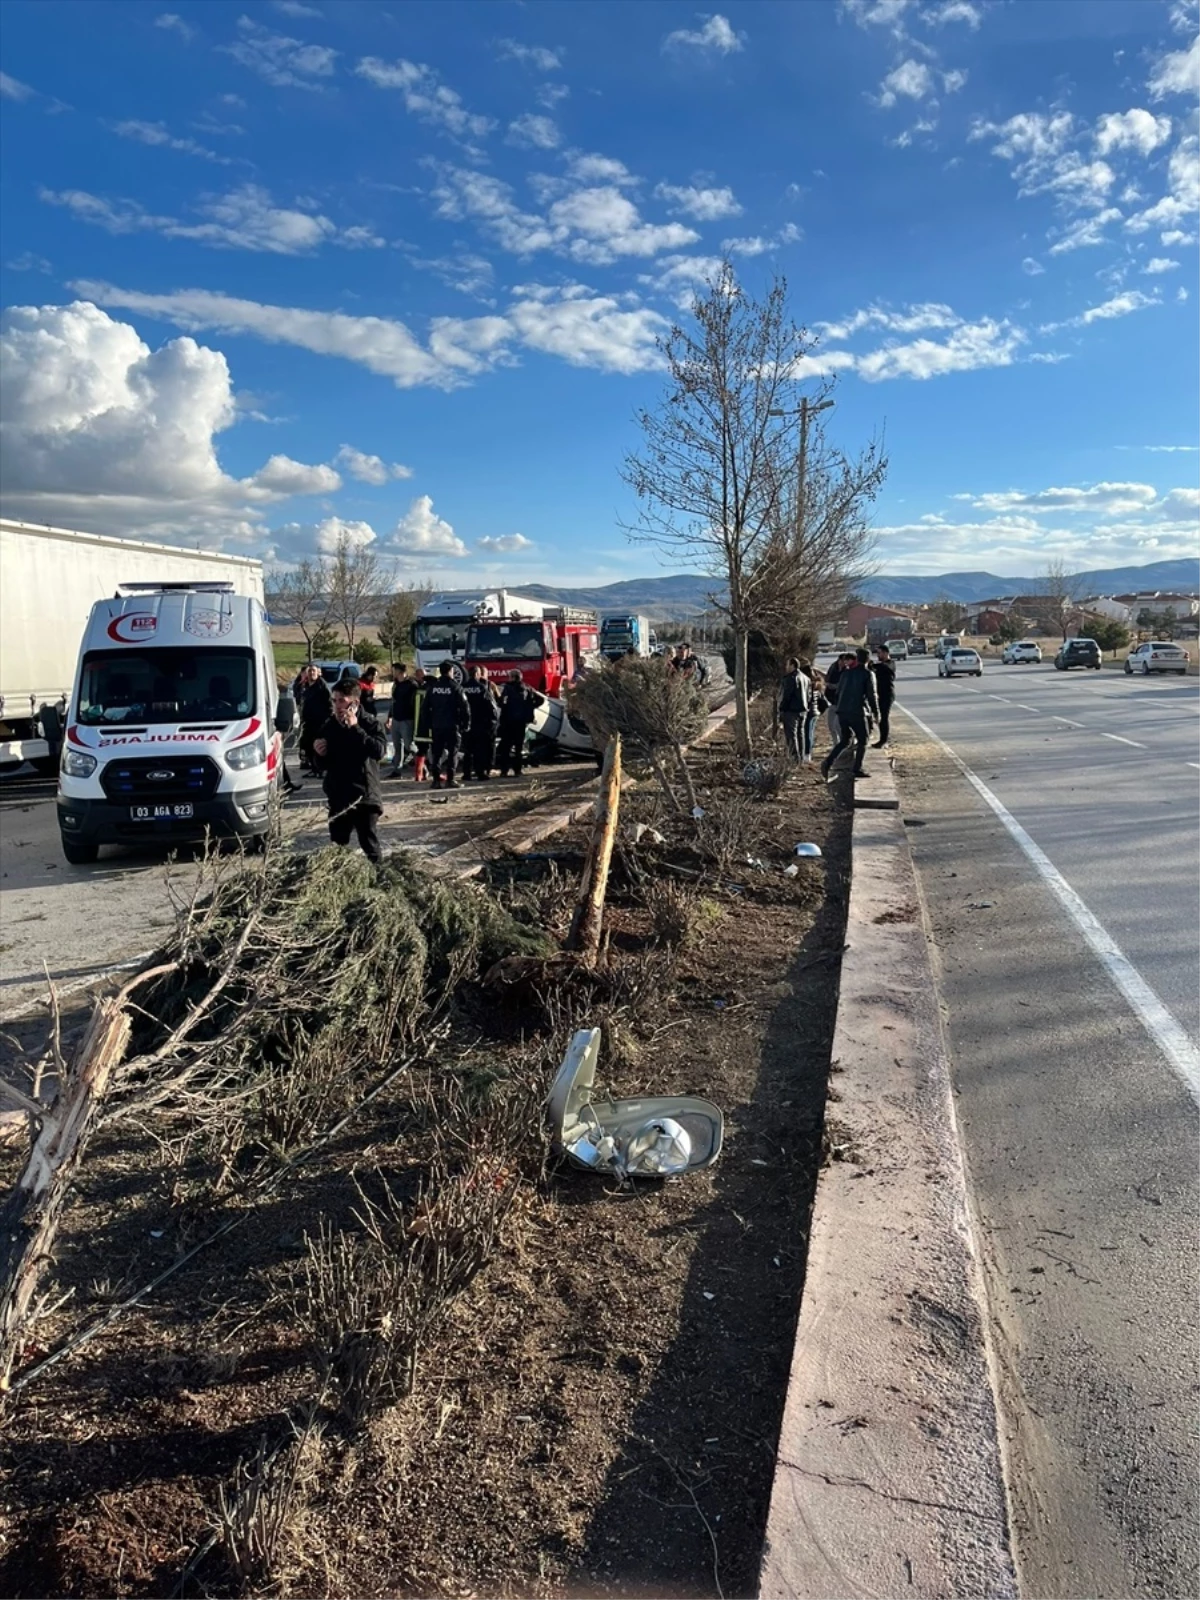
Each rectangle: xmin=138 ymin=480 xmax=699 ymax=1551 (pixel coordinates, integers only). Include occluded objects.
xmin=1 ymin=0 xmax=1196 ymax=583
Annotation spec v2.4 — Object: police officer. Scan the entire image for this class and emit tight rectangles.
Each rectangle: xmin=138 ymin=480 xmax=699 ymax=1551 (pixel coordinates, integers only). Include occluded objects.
xmin=426 ymin=660 xmax=470 ymax=789
xmin=461 ymin=664 xmax=500 ymax=781
xmin=496 ymin=670 xmax=537 ymax=777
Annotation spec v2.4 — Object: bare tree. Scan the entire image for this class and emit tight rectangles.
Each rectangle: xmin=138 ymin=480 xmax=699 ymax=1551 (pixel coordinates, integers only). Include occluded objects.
xmin=929 ymin=593 xmax=961 ymax=633
xmin=325 ymin=532 xmax=392 ymax=655
xmin=267 ymin=558 xmax=328 ymax=662
xmin=1043 ymin=558 xmax=1082 ymax=640
xmin=622 ymin=265 xmax=816 ymax=756
xmin=748 ymin=407 xmax=887 ymax=650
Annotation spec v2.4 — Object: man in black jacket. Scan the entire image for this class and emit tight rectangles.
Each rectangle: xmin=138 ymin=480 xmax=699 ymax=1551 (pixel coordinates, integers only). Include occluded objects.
xmin=386 ymin=664 xmax=419 ymax=777
xmin=496 ymin=670 xmax=537 ymax=776
xmin=872 ymin=645 xmax=896 ymax=748
xmin=461 ymin=665 xmax=500 ymax=781
xmin=313 ymin=679 xmax=386 ymax=861
xmin=776 ymin=656 xmax=811 ymax=764
xmin=821 ymin=648 xmax=879 ymax=781
xmin=426 ymin=660 xmax=470 ymax=789
xmin=299 ymin=666 xmax=332 ymax=774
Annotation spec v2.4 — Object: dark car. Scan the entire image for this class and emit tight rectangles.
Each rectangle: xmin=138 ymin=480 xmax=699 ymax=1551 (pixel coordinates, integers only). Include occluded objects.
xmin=1054 ymin=638 xmax=1102 ymax=671
xmin=909 ymin=636 xmax=927 ymax=655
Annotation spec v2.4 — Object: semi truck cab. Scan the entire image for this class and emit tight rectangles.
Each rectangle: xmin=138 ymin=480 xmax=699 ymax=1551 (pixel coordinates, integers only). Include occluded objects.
xmin=56 ymin=582 xmax=287 ymax=864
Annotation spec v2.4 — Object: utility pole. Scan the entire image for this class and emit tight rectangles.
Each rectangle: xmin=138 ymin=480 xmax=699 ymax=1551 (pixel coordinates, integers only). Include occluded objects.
xmin=770 ymin=397 xmax=834 ymax=542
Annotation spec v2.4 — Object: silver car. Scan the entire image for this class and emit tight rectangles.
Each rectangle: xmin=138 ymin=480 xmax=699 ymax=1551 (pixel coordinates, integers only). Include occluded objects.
xmin=1124 ymin=641 xmax=1190 ymax=676
xmin=938 ymin=647 xmax=983 ymax=679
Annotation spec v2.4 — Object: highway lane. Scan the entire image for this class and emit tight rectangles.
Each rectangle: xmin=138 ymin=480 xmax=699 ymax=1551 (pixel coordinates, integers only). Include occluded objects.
xmin=895 ymin=656 xmax=1200 ymax=1050
xmin=881 ymin=654 xmax=1198 ymax=1599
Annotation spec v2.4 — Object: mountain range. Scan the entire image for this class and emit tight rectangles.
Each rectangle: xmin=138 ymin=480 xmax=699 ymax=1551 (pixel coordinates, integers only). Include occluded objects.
xmin=476 ymin=558 xmax=1198 ymax=618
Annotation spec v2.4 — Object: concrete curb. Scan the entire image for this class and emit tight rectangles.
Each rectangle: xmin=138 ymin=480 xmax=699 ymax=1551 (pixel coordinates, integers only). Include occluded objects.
xmin=431 ymin=699 xmax=741 ymax=880
xmin=759 ymin=758 xmax=1016 ymax=1600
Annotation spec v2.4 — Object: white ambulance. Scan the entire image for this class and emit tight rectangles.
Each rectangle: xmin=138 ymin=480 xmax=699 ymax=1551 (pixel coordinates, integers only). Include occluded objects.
xmin=57 ymin=582 xmax=291 ymax=864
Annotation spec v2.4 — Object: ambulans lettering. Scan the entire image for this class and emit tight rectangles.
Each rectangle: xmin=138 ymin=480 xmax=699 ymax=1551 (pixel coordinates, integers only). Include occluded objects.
xmin=101 ymin=733 xmax=221 ymax=744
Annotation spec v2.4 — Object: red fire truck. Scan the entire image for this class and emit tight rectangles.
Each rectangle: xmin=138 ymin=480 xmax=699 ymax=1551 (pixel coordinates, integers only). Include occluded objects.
xmin=464 ymin=607 xmax=600 ymax=699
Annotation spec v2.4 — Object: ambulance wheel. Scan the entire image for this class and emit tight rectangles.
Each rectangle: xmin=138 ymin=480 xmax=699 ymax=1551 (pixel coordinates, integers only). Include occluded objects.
xmin=62 ymin=835 xmax=99 ymax=865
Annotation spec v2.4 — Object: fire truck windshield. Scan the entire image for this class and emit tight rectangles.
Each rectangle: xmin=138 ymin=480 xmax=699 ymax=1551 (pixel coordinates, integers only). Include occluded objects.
xmin=467 ymin=623 xmax=544 ymax=659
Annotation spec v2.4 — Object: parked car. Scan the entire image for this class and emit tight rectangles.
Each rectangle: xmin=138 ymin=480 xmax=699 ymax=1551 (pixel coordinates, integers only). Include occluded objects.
xmin=1124 ymin=641 xmax=1190 ymax=676
xmin=1002 ymin=640 xmax=1042 ymax=664
xmin=909 ymin=636 xmax=927 ymax=655
xmin=884 ymin=637 xmax=908 ymax=660
xmin=1054 ymin=639 xmax=1102 ymax=671
xmin=314 ymin=658 xmax=360 ymax=684
xmin=938 ymin=647 xmax=983 ymax=679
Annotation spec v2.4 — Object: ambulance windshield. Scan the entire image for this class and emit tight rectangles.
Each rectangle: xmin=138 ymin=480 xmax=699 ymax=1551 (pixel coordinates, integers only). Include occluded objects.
xmin=77 ymin=649 xmax=257 ymax=725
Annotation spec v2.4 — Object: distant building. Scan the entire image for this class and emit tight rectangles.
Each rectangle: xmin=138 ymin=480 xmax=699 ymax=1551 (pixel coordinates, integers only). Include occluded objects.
xmin=847 ymin=602 xmax=912 ymax=637
xmin=1111 ymin=591 xmax=1199 ymax=620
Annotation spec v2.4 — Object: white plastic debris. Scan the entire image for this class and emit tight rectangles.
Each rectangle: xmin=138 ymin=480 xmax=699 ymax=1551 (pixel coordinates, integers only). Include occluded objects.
xmin=691 ymin=805 xmax=706 ymax=820
xmin=783 ymin=864 xmax=800 ymax=878
xmin=794 ymin=842 xmax=823 ymax=857
xmin=630 ymin=822 xmax=666 ymax=845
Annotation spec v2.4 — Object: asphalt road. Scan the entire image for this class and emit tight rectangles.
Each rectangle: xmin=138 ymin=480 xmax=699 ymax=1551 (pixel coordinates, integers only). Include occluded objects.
xmin=881 ymin=654 xmax=1199 ymax=1600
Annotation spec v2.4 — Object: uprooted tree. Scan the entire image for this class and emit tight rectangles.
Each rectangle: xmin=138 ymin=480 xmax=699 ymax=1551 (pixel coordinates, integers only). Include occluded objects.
xmin=622 ymin=262 xmax=884 ymax=757
xmin=568 ymin=656 xmax=707 ymax=812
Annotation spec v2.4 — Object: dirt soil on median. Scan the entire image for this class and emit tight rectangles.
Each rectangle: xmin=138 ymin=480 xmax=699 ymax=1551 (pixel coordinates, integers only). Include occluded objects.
xmin=0 ymin=735 xmax=852 ymax=1600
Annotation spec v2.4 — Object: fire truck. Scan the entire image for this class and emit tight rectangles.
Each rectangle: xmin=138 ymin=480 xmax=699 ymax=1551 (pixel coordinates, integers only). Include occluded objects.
xmin=465 ymin=606 xmax=601 ymax=756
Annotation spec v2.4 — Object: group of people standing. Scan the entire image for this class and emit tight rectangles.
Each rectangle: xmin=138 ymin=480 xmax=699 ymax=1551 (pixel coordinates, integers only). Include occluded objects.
xmin=289 ymin=660 xmax=541 ymax=862
xmin=776 ymin=644 xmax=897 ymax=782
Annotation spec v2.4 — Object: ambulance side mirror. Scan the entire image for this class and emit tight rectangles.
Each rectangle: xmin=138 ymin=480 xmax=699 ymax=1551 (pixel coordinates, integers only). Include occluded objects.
xmin=274 ymin=694 xmax=296 ymax=733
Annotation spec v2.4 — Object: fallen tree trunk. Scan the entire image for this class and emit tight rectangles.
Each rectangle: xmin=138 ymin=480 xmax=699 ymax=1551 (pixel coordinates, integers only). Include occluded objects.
xmin=566 ymin=734 xmax=622 ymax=960
xmin=0 ymin=995 xmax=132 ymax=1386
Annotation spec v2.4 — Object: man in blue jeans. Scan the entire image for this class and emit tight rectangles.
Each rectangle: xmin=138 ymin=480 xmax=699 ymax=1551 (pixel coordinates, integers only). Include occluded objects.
xmin=821 ymin=648 xmax=879 ymax=781
xmin=777 ymin=656 xmax=812 ymax=763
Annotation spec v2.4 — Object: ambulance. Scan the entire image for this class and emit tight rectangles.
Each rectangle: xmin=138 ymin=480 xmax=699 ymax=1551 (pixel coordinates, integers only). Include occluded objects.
xmin=57 ymin=582 xmax=290 ymax=864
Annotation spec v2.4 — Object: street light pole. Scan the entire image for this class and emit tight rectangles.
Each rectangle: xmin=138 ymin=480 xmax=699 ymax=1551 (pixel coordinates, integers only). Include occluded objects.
xmin=770 ymin=398 xmax=834 ymax=542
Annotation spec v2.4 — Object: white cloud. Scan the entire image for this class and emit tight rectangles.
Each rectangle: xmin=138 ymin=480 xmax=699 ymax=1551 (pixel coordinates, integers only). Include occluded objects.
xmin=390 ymin=495 xmax=468 ymax=559
xmin=6 ymin=251 xmax=53 ymax=273
xmin=355 ymin=57 xmax=495 ymax=141
xmin=565 ymin=151 xmax=638 ymax=187
xmin=497 ymin=39 xmax=562 ymax=71
xmin=878 ymin=59 xmax=935 ymax=107
xmin=965 ymin=482 xmax=1160 ymax=516
xmin=272 ymin=1 xmax=324 ymax=17
xmin=638 ymin=253 xmax=726 ymax=308
xmin=1143 ymin=256 xmax=1181 ymax=273
xmin=942 ymin=68 xmax=968 ymax=95
xmin=854 ymin=318 xmax=1025 ymax=381
xmin=663 ymin=13 xmax=745 ymax=54
xmin=1148 ymin=30 xmax=1200 ymax=98
xmin=76 ymin=279 xmax=668 ymax=384
xmin=841 ymin=0 xmax=915 ymax=28
xmin=477 ymin=533 xmax=533 ymax=553
xmin=538 ymin=82 xmax=570 ymax=109
xmin=971 ymin=110 xmax=1074 ymax=167
xmin=0 ymin=71 xmax=35 ymax=101
xmin=655 ymin=182 xmax=742 ymax=220
xmin=335 ymin=445 xmax=412 ymax=484
xmin=112 ymin=118 xmax=232 ymax=165
xmin=817 ymin=301 xmax=961 ymax=340
xmin=250 ymin=454 xmax=341 ymax=496
xmin=921 ymin=1 xmax=982 ymax=27
xmin=507 ymin=113 xmax=560 ymax=149
xmin=1094 ymin=109 xmax=1172 ymax=156
xmin=154 ymin=13 xmax=194 ymax=43
xmin=223 ymin=16 xmax=337 ymax=89
xmin=1041 ymin=289 xmax=1162 ymax=330
xmin=1022 ymin=256 xmax=1045 ymax=275
xmin=1123 ymin=134 xmax=1199 ymax=236
xmin=1048 ymin=206 xmax=1123 ymax=254
xmin=721 ymin=223 xmax=802 ymax=255
xmin=0 ymin=300 xmax=333 ymax=543
xmin=41 ymin=183 xmax=372 ymax=254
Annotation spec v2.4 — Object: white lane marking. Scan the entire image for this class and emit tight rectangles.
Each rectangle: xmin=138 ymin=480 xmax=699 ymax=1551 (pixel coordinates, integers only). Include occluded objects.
xmin=1052 ymin=716 xmax=1086 ymax=728
xmin=1013 ymin=704 xmax=1039 ymax=713
xmin=1101 ymin=733 xmax=1146 ymax=748
xmin=902 ymin=705 xmax=1200 ymax=1107
xmin=1189 ymin=762 xmax=1200 ymax=770
xmin=988 ymin=695 xmax=1013 ymax=703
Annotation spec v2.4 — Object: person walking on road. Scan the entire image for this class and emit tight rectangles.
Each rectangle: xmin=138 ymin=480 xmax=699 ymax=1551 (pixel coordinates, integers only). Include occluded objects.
xmin=872 ymin=644 xmax=896 ymax=748
xmin=777 ymin=657 xmax=812 ymax=764
xmin=313 ymin=678 xmax=386 ymax=862
xmin=461 ymin=664 xmax=500 ymax=781
xmin=386 ymin=664 xmax=419 ymax=777
xmin=821 ymin=648 xmax=879 ymax=781
xmin=426 ymin=660 xmax=471 ymax=789
xmin=496 ymin=670 xmax=537 ymax=777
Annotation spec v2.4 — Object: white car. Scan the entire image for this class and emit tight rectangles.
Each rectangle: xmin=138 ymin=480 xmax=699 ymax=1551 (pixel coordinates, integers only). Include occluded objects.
xmin=1124 ymin=641 xmax=1190 ymax=676
xmin=884 ymin=638 xmax=908 ymax=660
xmin=938 ymin=647 xmax=983 ymax=679
xmin=1002 ymin=640 xmax=1042 ymax=664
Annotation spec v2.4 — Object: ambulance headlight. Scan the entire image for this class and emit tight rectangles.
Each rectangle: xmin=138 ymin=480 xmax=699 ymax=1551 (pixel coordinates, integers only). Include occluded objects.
xmin=226 ymin=735 xmax=266 ymax=770
xmin=62 ymin=748 xmax=97 ymax=779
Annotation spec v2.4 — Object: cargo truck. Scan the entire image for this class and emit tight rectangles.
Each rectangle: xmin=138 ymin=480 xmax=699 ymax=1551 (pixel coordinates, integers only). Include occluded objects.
xmin=0 ymin=518 xmax=263 ymax=774
xmin=598 ymin=613 xmax=653 ymax=659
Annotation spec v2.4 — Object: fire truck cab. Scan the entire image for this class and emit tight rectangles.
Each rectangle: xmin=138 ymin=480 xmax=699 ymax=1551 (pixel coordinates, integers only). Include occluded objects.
xmin=464 ymin=607 xmax=600 ymax=699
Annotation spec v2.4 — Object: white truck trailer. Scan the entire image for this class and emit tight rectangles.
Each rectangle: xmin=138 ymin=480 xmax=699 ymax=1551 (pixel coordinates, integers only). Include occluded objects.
xmin=0 ymin=518 xmax=264 ymax=773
